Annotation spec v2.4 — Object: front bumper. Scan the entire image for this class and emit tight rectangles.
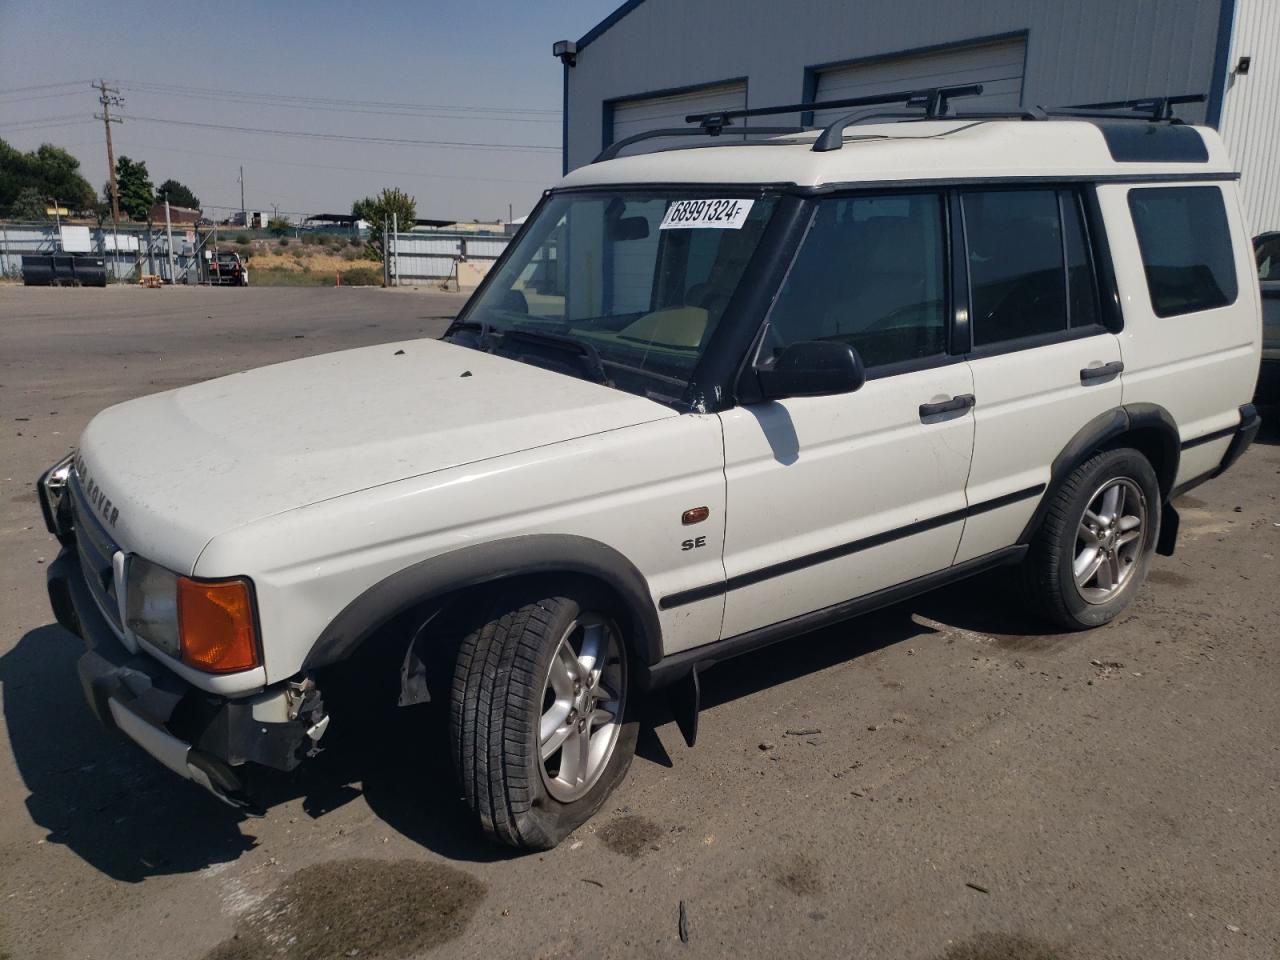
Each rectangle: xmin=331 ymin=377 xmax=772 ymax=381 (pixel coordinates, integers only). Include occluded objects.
xmin=47 ymin=549 xmax=324 ymax=812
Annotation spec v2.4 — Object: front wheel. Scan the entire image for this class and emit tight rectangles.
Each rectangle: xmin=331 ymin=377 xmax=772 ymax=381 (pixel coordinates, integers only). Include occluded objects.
xmin=1024 ymin=447 xmax=1160 ymax=630
xmin=449 ymin=583 xmax=637 ymax=849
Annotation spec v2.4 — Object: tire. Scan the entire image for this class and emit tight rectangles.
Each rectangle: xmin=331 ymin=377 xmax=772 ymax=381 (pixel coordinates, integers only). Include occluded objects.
xmin=449 ymin=581 xmax=638 ymax=850
xmin=1024 ymin=447 xmax=1160 ymax=630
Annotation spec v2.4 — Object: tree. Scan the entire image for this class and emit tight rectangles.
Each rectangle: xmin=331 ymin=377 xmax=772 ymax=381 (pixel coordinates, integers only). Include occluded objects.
xmin=114 ymin=155 xmax=155 ymax=220
xmin=157 ymin=178 xmax=199 ymax=210
xmin=267 ymin=216 xmax=290 ymax=237
xmin=10 ymin=187 xmax=49 ymax=221
xmin=352 ymin=187 xmax=416 ymax=260
xmin=0 ymin=138 xmax=96 ymax=214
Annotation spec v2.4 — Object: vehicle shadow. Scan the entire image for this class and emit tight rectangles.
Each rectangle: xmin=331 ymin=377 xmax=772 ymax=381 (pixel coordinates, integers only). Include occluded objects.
xmin=2 ymin=573 xmax=1059 ymax=877
xmin=0 ymin=624 xmax=256 ymax=883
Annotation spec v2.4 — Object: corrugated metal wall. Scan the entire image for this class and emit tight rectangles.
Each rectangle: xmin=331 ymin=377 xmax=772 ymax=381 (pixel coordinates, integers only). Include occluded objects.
xmin=565 ymin=0 xmax=1224 ymax=171
xmin=1219 ymin=0 xmax=1280 ymax=236
xmin=390 ymin=232 xmax=510 ymax=282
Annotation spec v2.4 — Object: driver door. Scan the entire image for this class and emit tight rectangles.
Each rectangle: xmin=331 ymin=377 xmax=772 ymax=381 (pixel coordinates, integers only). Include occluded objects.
xmin=718 ymin=191 xmax=976 ymax=639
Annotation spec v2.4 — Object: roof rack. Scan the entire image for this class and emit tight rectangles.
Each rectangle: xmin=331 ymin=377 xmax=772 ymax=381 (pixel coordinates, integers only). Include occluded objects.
xmin=1059 ymin=94 xmax=1206 ymax=121
xmin=589 ymin=86 xmax=1207 ymax=163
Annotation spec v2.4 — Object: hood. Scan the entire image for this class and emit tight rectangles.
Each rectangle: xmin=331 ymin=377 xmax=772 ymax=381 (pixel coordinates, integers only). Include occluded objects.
xmin=76 ymin=337 xmax=674 ymax=572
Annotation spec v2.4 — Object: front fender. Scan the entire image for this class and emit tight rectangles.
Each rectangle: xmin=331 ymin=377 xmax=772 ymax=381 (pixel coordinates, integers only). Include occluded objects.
xmin=302 ymin=534 xmax=663 ymax=671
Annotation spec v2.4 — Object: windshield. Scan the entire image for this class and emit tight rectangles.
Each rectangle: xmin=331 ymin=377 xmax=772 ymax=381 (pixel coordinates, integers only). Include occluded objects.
xmin=451 ymin=190 xmax=778 ymax=403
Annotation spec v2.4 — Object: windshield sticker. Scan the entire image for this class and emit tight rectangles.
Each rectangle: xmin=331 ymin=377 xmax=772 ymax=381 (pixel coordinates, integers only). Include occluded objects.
xmin=659 ymin=199 xmax=754 ymax=230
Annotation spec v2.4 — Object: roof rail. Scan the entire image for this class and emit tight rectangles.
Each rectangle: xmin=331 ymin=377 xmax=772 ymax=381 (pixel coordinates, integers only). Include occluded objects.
xmin=587 ymin=87 xmax=1208 ymax=164
xmin=592 ymin=125 xmax=806 ymax=164
xmin=1059 ymin=93 xmax=1206 ymax=121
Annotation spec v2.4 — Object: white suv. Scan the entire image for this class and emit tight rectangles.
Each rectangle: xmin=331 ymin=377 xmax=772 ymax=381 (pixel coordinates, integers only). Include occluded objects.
xmin=39 ymin=92 xmax=1262 ymax=849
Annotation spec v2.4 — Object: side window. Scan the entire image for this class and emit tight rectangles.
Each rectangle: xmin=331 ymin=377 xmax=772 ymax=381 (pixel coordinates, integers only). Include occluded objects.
xmin=1127 ymin=186 xmax=1238 ymax=317
xmin=963 ymin=190 xmax=1066 ymax=346
xmin=764 ymin=193 xmax=947 ymax=369
xmin=1253 ymin=234 xmax=1280 ymax=281
xmin=1062 ymin=192 xmax=1101 ymax=329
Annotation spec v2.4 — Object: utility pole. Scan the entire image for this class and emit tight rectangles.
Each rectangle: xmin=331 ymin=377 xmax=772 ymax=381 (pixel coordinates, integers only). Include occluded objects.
xmin=238 ymin=165 xmax=246 ymax=227
xmin=164 ymin=194 xmax=176 ymax=283
xmin=93 ymin=79 xmax=124 ymax=279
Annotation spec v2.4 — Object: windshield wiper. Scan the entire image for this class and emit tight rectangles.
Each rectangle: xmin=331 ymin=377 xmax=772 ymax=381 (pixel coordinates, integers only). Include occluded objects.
xmin=500 ymin=329 xmax=612 ymax=386
xmin=446 ymin=318 xmax=497 ymax=351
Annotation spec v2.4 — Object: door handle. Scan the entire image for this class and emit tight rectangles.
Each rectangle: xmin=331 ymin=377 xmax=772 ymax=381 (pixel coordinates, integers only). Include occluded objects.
xmin=919 ymin=393 xmax=975 ymax=420
xmin=1080 ymin=361 xmax=1124 ymax=384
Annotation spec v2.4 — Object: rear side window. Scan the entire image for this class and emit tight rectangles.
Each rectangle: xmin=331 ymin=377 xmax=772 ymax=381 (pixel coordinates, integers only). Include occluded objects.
xmin=1128 ymin=186 xmax=1237 ymax=317
xmin=962 ymin=189 xmax=1101 ymax=348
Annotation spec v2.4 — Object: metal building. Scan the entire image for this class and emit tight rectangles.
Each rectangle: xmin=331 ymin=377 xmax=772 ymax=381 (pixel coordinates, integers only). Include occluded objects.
xmin=560 ymin=0 xmax=1280 ymax=234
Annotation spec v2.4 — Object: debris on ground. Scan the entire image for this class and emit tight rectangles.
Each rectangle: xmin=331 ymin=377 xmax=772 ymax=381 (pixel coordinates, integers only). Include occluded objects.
xmin=678 ymin=900 xmax=689 ymax=944
xmin=965 ymin=881 xmax=990 ymax=894
xmin=785 ymin=728 xmax=821 ymax=736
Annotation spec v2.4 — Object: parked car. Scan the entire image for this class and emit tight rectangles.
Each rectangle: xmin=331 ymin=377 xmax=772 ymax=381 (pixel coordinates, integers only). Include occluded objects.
xmin=206 ymin=250 xmax=248 ymax=286
xmin=39 ymin=93 xmax=1261 ymax=850
xmin=1255 ymin=232 xmax=1280 ymax=400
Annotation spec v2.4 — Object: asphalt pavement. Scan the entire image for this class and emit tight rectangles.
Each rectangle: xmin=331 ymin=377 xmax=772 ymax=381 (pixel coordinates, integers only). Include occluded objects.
xmin=1 ymin=285 xmax=1277 ymax=960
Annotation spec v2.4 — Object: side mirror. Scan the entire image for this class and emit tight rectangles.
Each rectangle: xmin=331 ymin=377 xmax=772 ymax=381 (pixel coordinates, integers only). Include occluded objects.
xmin=757 ymin=340 xmax=866 ymax=400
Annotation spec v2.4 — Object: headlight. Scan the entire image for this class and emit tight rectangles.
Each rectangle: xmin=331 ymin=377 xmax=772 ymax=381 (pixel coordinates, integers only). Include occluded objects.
xmin=126 ymin=557 xmax=260 ymax=673
xmin=37 ymin=454 xmax=75 ymax=540
xmin=125 ymin=557 xmax=180 ymax=657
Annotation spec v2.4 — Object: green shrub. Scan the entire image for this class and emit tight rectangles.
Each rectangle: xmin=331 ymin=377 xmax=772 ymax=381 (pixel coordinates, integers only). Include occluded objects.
xmin=278 ymin=237 xmax=289 ymax=247
xmin=341 ymin=265 xmax=382 ymax=286
xmin=301 ymin=232 xmax=318 ymax=246
xmin=234 ymin=233 xmax=249 ymax=245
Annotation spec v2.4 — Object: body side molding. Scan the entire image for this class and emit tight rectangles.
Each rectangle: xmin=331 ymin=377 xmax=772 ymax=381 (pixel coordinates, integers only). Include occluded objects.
xmin=303 ymin=534 xmax=664 ymax=671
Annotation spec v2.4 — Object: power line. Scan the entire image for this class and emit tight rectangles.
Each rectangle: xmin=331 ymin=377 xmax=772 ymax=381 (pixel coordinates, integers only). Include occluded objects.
xmin=0 ymin=79 xmax=93 ymax=95
xmin=118 ymin=138 xmax=554 ymax=185
xmin=0 ymin=89 xmax=88 ymax=104
xmin=0 ymin=113 xmax=93 ymax=130
xmin=114 ymin=84 xmax=559 ymax=123
xmin=117 ymin=114 xmax=559 ymax=151
xmin=117 ymin=79 xmax=559 ymax=116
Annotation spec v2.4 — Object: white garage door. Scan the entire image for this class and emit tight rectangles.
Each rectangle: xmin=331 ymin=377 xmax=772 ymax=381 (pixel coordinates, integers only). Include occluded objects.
xmin=811 ymin=37 xmax=1026 ymax=127
xmin=608 ymin=80 xmax=748 ymax=155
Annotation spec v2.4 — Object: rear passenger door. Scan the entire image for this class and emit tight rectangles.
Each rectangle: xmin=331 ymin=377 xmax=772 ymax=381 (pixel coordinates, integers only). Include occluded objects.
xmin=955 ymin=187 xmax=1124 ymax=563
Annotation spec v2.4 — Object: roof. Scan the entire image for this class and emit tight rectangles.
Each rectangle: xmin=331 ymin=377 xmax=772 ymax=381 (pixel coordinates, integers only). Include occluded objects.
xmin=557 ymin=119 xmax=1236 ymax=190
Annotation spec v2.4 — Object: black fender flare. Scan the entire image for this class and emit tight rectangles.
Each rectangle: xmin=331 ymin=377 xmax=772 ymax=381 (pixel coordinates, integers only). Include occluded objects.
xmin=302 ymin=534 xmax=664 ymax=672
xmin=1017 ymin=403 xmax=1181 ymax=546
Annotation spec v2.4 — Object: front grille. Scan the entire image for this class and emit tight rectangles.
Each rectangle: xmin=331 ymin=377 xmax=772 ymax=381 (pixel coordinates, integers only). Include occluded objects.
xmin=70 ymin=474 xmax=124 ymax=633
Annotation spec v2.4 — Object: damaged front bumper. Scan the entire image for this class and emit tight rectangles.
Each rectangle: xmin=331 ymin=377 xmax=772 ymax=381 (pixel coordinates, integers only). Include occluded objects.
xmin=47 ymin=548 xmax=327 ymax=812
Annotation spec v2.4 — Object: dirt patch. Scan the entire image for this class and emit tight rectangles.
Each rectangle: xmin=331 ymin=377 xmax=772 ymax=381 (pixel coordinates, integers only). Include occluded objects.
xmin=597 ymin=814 xmax=662 ymax=858
xmin=774 ymin=853 xmax=822 ymax=897
xmin=202 ymin=859 xmax=485 ymax=960
xmin=1174 ymin=495 xmax=1207 ymax=509
xmin=935 ymin=933 xmax=1064 ymax=960
xmin=1147 ymin=569 xmax=1193 ymax=587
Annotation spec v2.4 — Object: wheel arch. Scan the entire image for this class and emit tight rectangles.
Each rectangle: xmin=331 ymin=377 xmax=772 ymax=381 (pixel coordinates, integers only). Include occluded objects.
xmin=1018 ymin=403 xmax=1180 ymax=545
xmin=301 ymin=534 xmax=664 ymax=674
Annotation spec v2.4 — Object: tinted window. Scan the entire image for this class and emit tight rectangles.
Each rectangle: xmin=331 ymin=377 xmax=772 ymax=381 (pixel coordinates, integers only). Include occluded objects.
xmin=765 ymin=193 xmax=946 ymax=368
xmin=1255 ymin=234 xmax=1280 ymax=281
xmin=1128 ymin=186 xmax=1237 ymax=316
xmin=963 ymin=190 xmax=1066 ymax=346
xmin=1062 ymin=192 xmax=1100 ymax=328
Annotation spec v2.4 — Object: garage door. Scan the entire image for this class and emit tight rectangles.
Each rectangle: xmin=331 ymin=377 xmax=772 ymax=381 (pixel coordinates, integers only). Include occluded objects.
xmin=608 ymin=80 xmax=748 ymax=155
xmin=811 ymin=37 xmax=1026 ymax=127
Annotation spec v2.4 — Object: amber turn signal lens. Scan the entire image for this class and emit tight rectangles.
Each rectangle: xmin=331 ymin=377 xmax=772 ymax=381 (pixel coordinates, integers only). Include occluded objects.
xmin=177 ymin=577 xmax=259 ymax=673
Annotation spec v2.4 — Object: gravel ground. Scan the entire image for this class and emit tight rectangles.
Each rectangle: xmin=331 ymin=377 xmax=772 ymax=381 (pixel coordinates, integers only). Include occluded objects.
xmin=1 ymin=285 xmax=1277 ymax=960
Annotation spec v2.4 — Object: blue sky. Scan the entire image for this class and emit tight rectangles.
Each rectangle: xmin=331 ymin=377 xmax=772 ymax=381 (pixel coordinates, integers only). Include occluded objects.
xmin=0 ymin=0 xmax=619 ymax=221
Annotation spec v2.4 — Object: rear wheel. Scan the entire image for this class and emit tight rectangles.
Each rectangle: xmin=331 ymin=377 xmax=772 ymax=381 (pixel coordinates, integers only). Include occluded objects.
xmin=449 ymin=583 xmax=637 ymax=849
xmin=1025 ymin=448 xmax=1160 ymax=630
